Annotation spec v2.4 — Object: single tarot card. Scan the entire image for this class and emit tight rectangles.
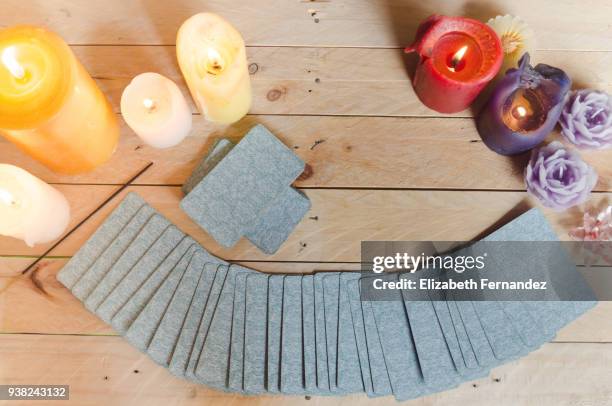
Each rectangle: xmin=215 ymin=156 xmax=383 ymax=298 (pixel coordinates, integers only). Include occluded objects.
xmin=84 ymin=214 xmax=172 ymax=312
xmin=399 ymin=271 xmax=461 ymax=391
xmin=110 ymin=240 xmax=198 ymax=334
xmin=180 ymin=124 xmax=305 ymax=248
xmin=228 ymin=272 xmax=248 ymax=391
xmin=313 ymin=272 xmax=330 ymax=392
xmin=71 ymin=205 xmax=156 ymax=301
xmin=182 ymin=138 xmax=235 ymax=196
xmin=123 ymin=248 xmax=196 ymax=352
xmin=96 ymin=227 xmax=185 ymax=324
xmin=266 ymin=274 xmax=285 ymax=393
xmin=337 ymin=272 xmax=365 ymax=393
xmin=280 ymin=275 xmax=304 ymax=394
xmin=194 ymin=265 xmax=255 ymax=389
xmin=301 ymin=275 xmax=317 ymax=394
xmin=147 ymin=251 xmax=210 ymax=367
xmin=243 ymin=273 xmax=270 ymax=394
xmin=363 ymin=273 xmax=426 ymax=401
xmin=57 ymin=192 xmax=146 ymax=288
xmin=168 ymin=263 xmax=226 ymax=378
xmin=245 ymin=188 xmax=311 ymax=254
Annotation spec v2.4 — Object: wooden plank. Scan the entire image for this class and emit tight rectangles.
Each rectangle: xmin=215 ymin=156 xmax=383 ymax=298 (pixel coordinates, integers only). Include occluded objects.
xmin=0 ymin=258 xmax=357 ymax=335
xmin=1 ymin=334 xmax=611 ymax=405
xmin=2 ymin=115 xmax=612 ymax=191
xmin=75 ymin=46 xmax=612 ymax=117
xmin=0 ymin=186 xmax=609 ymax=259
xmin=1 ymin=257 xmax=609 ymax=340
xmin=1 ymin=1 xmax=611 ymax=50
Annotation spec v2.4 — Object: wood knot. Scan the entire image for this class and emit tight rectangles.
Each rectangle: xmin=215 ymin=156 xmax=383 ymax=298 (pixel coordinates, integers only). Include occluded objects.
xmin=267 ymin=88 xmax=285 ymax=102
xmin=310 ymin=139 xmax=325 ymax=150
xmin=248 ymin=63 xmax=259 ymax=75
xmin=297 ymin=163 xmax=313 ymax=181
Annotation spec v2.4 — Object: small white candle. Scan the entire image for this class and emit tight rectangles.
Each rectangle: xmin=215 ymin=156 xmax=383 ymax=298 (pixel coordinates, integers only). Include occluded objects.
xmin=120 ymin=72 xmax=192 ymax=149
xmin=0 ymin=164 xmax=70 ymax=247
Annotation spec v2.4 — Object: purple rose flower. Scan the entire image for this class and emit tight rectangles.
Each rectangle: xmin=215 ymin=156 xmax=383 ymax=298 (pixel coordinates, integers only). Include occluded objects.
xmin=559 ymin=89 xmax=612 ymax=149
xmin=525 ymin=141 xmax=598 ymax=211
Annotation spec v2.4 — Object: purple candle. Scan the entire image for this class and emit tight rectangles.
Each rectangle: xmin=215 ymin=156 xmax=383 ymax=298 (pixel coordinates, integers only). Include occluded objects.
xmin=477 ymin=53 xmax=571 ymax=155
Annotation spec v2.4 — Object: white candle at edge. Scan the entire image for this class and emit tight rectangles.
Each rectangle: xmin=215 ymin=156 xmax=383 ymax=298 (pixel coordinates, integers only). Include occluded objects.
xmin=0 ymin=164 xmax=70 ymax=247
xmin=121 ymin=72 xmax=192 ymax=149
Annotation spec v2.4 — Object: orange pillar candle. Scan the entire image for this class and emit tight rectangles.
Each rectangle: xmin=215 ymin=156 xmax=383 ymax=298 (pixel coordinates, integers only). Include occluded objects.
xmin=0 ymin=26 xmax=119 ymax=174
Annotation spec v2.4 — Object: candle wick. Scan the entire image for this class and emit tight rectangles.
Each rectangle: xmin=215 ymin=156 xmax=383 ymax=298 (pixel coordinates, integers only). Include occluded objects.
xmin=448 ymin=45 xmax=468 ymax=73
xmin=1 ymin=47 xmax=25 ymax=80
xmin=143 ymin=98 xmax=157 ymax=112
xmin=205 ymin=47 xmax=225 ymax=75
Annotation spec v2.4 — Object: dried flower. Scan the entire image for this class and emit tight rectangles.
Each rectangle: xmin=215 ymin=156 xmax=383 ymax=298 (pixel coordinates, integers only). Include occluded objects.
xmin=570 ymin=206 xmax=612 ymax=241
xmin=569 ymin=206 xmax=612 ymax=266
xmin=487 ymin=15 xmax=535 ymax=77
xmin=525 ymin=141 xmax=598 ymax=211
xmin=559 ymin=89 xmax=612 ymax=149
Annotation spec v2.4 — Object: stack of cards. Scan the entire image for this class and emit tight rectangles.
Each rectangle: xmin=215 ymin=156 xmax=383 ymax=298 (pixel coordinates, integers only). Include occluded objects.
xmin=180 ymin=124 xmax=311 ymax=254
xmin=57 ymin=193 xmax=596 ymax=401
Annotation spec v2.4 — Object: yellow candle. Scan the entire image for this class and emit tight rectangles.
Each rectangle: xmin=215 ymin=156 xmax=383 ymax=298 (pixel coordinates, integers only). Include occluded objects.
xmin=487 ymin=15 xmax=536 ymax=79
xmin=176 ymin=13 xmax=251 ymax=124
xmin=0 ymin=26 xmax=119 ymax=174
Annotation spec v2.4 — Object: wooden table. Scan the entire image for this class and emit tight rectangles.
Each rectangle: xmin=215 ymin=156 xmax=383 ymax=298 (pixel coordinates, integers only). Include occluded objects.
xmin=1 ymin=1 xmax=612 ymax=405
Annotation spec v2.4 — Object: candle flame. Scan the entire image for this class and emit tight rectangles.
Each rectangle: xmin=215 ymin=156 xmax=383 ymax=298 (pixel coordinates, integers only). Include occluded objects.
xmin=453 ymin=45 xmax=468 ymax=61
xmin=205 ymin=47 xmax=225 ymax=75
xmin=143 ymin=98 xmax=156 ymax=112
xmin=516 ymin=106 xmax=527 ymax=118
xmin=0 ymin=188 xmax=17 ymax=207
xmin=1 ymin=46 xmax=25 ymax=80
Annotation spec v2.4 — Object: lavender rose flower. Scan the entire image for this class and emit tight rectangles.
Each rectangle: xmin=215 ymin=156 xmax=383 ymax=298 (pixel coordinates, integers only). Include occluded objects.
xmin=559 ymin=89 xmax=612 ymax=149
xmin=525 ymin=141 xmax=598 ymax=211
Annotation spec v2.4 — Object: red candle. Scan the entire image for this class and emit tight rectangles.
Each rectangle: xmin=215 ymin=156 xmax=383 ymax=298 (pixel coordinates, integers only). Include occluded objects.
xmin=405 ymin=15 xmax=503 ymax=113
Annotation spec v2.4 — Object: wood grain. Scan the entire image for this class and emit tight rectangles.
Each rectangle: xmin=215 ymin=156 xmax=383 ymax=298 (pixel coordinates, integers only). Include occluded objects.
xmin=1 ymin=1 xmax=611 ymax=50
xmin=44 ymin=46 xmax=612 ymax=117
xmin=0 ymin=258 xmax=359 ymax=335
xmin=0 ymin=186 xmax=609 ymax=260
xmin=2 ymin=116 xmax=611 ymax=191
xmin=69 ymin=47 xmax=612 ymax=117
xmin=1 ymin=2 xmax=611 ymax=404
xmin=1 ymin=335 xmax=611 ymax=406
